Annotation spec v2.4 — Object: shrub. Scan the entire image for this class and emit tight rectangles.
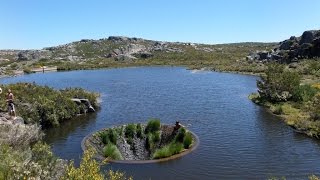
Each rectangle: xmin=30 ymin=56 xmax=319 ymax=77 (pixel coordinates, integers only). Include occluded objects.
xmin=257 ymin=63 xmax=301 ymax=102
xmin=293 ymin=84 xmax=318 ymax=102
xmin=103 ymin=144 xmax=123 ymax=160
xmin=153 ymin=142 xmax=183 ymax=159
xmin=23 ymin=67 xmax=33 ymax=74
xmin=175 ymin=128 xmax=186 ymax=143
xmin=108 ymin=129 xmax=117 ymax=145
xmin=153 ymin=131 xmax=161 ymax=142
xmin=63 ymin=148 xmax=104 ymax=179
xmin=100 ymin=129 xmax=118 ymax=145
xmin=271 ymin=104 xmax=283 ymax=115
xmin=308 ymin=93 xmax=320 ymax=120
xmin=126 ymin=137 xmax=133 ymax=145
xmin=146 ymin=133 xmax=154 ymax=150
xmin=183 ymin=132 xmax=193 ymax=149
xmin=145 ymin=119 xmax=161 ymax=133
xmin=125 ymin=124 xmax=136 ymax=139
xmin=0 ymin=83 xmax=99 ymax=127
xmin=0 ymin=143 xmax=66 ymax=180
xmin=100 ymin=131 xmax=109 ymax=144
xmin=136 ymin=123 xmax=143 ymax=138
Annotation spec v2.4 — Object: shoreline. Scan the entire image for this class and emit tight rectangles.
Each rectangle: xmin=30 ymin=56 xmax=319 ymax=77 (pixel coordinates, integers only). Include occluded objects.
xmin=0 ymin=64 xmax=262 ymax=80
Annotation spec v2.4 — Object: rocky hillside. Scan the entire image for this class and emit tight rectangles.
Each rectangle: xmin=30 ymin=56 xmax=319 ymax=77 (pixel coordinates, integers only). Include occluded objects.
xmin=247 ymin=30 xmax=320 ymax=63
xmin=0 ymin=36 xmax=200 ymax=62
xmin=0 ymin=36 xmax=275 ymax=74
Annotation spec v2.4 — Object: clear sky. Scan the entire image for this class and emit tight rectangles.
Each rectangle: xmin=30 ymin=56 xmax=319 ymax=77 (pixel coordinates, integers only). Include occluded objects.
xmin=1 ymin=0 xmax=320 ymax=49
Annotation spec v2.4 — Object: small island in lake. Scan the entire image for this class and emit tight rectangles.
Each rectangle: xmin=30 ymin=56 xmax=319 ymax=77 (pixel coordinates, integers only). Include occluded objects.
xmin=82 ymin=119 xmax=198 ymax=162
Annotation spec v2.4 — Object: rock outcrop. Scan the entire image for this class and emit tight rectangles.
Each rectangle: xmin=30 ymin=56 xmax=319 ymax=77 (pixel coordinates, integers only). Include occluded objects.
xmin=0 ymin=36 xmax=186 ymax=62
xmin=71 ymin=98 xmax=95 ymax=113
xmin=247 ymin=30 xmax=320 ymax=64
xmin=0 ymin=113 xmax=42 ymax=147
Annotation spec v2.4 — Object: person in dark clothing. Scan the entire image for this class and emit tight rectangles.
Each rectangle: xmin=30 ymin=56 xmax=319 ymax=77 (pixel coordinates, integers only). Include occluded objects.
xmin=6 ymin=89 xmax=16 ymax=118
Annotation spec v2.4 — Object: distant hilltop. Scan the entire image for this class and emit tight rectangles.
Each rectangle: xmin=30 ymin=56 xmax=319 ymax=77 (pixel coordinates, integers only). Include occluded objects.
xmin=0 ymin=36 xmax=270 ymax=63
xmin=0 ymin=36 xmax=204 ymax=62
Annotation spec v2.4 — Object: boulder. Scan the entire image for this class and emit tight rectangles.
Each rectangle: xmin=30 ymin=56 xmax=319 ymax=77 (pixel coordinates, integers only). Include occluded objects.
xmin=137 ymin=52 xmax=153 ymax=59
xmin=258 ymin=51 xmax=269 ymax=60
xmin=299 ymin=30 xmax=318 ymax=44
xmin=115 ymin=54 xmax=137 ymax=61
xmin=279 ymin=40 xmax=294 ymax=50
xmin=108 ymin=36 xmax=129 ymax=42
xmin=17 ymin=52 xmax=28 ymax=61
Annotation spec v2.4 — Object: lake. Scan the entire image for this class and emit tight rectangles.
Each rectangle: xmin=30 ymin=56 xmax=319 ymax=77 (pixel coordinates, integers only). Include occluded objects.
xmin=1 ymin=67 xmax=320 ymax=179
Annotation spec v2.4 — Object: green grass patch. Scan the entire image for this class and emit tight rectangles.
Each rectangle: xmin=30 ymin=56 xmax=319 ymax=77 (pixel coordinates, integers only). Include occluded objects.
xmin=136 ymin=123 xmax=143 ymax=138
xmin=99 ymin=129 xmax=118 ymax=145
xmin=125 ymin=124 xmax=136 ymax=139
xmin=183 ymin=132 xmax=193 ymax=149
xmin=270 ymin=104 xmax=283 ymax=115
xmin=175 ymin=127 xmax=186 ymax=143
xmin=153 ymin=142 xmax=184 ymax=159
xmin=145 ymin=119 xmax=160 ymax=133
xmin=103 ymin=144 xmax=123 ymax=160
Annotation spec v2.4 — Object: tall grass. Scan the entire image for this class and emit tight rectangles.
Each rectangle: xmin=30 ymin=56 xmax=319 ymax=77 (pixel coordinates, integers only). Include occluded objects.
xmin=145 ymin=119 xmax=160 ymax=133
xmin=153 ymin=142 xmax=184 ymax=159
xmin=136 ymin=123 xmax=143 ymax=138
xmin=183 ymin=132 xmax=193 ymax=149
xmin=125 ymin=124 xmax=136 ymax=139
xmin=103 ymin=144 xmax=123 ymax=160
xmin=100 ymin=129 xmax=118 ymax=145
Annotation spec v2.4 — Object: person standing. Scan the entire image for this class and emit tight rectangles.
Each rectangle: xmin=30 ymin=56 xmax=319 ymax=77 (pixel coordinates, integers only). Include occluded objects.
xmin=6 ymin=89 xmax=16 ymax=118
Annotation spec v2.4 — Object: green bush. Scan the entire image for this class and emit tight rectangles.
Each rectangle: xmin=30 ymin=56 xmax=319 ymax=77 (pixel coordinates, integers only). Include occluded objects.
xmin=257 ymin=63 xmax=301 ymax=102
xmin=136 ymin=123 xmax=143 ymax=138
xmin=153 ymin=131 xmax=161 ymax=142
xmin=271 ymin=104 xmax=283 ymax=115
xmin=175 ymin=128 xmax=186 ymax=143
xmin=145 ymin=119 xmax=161 ymax=133
xmin=153 ymin=142 xmax=183 ymax=159
xmin=146 ymin=133 xmax=154 ymax=150
xmin=23 ymin=67 xmax=33 ymax=74
xmin=308 ymin=93 xmax=320 ymax=121
xmin=108 ymin=129 xmax=117 ymax=145
xmin=100 ymin=131 xmax=109 ymax=144
xmin=100 ymin=129 xmax=118 ymax=145
xmin=103 ymin=144 xmax=123 ymax=160
xmin=183 ymin=132 xmax=193 ymax=149
xmin=0 ymin=83 xmax=99 ymax=127
xmin=293 ymin=85 xmax=318 ymax=102
xmin=125 ymin=124 xmax=136 ymax=139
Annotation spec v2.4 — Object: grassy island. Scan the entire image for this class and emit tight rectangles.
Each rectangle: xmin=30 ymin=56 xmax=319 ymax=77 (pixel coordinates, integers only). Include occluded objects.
xmin=83 ymin=119 xmax=197 ymax=161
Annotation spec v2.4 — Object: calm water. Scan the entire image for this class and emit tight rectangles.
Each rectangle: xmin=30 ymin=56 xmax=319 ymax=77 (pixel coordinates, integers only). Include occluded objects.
xmin=1 ymin=67 xmax=320 ymax=179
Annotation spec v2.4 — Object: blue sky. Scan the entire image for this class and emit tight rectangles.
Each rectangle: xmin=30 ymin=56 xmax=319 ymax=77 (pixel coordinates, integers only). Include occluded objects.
xmin=1 ymin=0 xmax=319 ymax=49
